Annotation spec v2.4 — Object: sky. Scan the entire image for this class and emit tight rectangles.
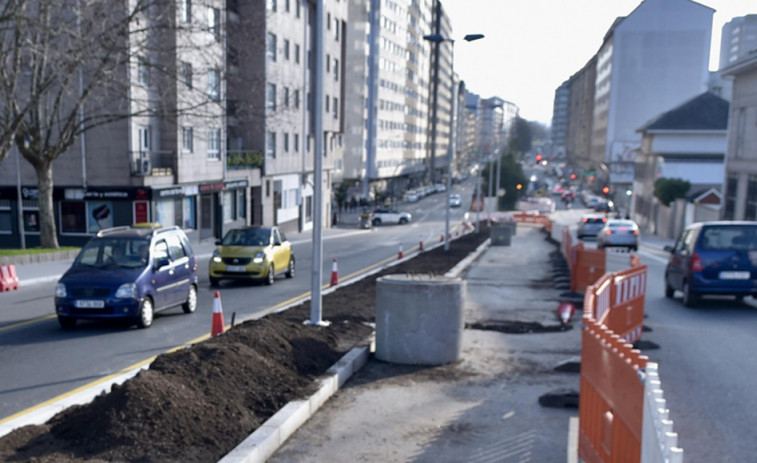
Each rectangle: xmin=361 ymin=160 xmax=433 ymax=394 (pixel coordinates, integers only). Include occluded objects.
xmin=442 ymin=0 xmax=757 ymax=126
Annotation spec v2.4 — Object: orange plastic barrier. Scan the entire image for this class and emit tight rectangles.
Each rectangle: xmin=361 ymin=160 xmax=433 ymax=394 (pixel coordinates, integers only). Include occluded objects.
xmin=0 ymin=264 xmax=19 ymax=291
xmin=630 ymin=253 xmax=641 ymax=268
xmin=511 ymin=212 xmax=552 ymax=232
xmin=579 ymin=320 xmax=648 ymax=463
xmin=571 ymin=243 xmax=606 ymax=293
xmin=585 ymin=265 xmax=647 ymax=344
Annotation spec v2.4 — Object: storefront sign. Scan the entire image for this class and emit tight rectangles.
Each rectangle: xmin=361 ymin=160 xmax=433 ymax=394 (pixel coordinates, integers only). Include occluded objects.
xmin=225 ymin=179 xmax=248 ymax=189
xmin=56 ymin=187 xmax=151 ymax=201
xmin=199 ymin=182 xmax=225 ymax=193
xmin=156 ymin=187 xmax=184 ymax=198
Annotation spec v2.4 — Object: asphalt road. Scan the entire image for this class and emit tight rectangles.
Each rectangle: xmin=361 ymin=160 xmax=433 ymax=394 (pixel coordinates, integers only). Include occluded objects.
xmin=0 ymin=182 xmax=477 ymax=423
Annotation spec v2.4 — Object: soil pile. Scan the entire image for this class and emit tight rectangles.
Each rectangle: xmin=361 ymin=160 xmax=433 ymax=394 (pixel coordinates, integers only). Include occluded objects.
xmin=0 ymin=226 xmax=492 ymax=462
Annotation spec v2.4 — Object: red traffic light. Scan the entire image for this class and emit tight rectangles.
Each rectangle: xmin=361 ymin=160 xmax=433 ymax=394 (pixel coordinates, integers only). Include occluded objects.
xmin=570 ymin=174 xmax=576 ymax=180
xmin=535 ymin=154 xmax=543 ymax=161
xmin=602 ymin=186 xmax=610 ymax=195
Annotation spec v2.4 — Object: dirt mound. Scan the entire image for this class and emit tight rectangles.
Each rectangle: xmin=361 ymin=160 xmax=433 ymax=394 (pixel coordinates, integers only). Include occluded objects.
xmin=0 ymin=227 xmax=492 ymax=462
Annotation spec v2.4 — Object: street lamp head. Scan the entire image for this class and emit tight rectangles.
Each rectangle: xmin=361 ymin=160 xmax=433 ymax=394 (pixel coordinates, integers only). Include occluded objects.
xmin=423 ymin=33 xmax=446 ymax=43
xmin=463 ymin=34 xmax=484 ymax=42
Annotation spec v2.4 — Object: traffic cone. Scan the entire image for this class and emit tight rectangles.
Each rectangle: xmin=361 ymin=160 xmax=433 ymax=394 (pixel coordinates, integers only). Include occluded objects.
xmin=440 ymin=234 xmax=445 ymax=243
xmin=398 ymin=244 xmax=403 ymax=259
xmin=419 ymin=239 xmax=424 ymax=251
xmin=557 ymin=302 xmax=576 ymax=325
xmin=211 ymin=291 xmax=225 ymax=336
xmin=330 ymin=258 xmax=339 ymax=287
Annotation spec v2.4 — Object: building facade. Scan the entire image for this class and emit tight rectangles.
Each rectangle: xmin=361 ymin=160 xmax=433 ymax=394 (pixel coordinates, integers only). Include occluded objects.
xmin=719 ymin=15 xmax=757 ymax=70
xmin=551 ymin=81 xmax=569 ymax=160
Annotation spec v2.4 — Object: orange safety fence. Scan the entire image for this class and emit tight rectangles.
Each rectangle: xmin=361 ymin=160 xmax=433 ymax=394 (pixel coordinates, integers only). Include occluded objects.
xmin=571 ymin=242 xmax=605 ymax=293
xmin=511 ymin=212 xmax=552 ymax=232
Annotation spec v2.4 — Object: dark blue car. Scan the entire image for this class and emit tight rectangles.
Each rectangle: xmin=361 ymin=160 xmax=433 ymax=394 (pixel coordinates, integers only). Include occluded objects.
xmin=55 ymin=226 xmax=198 ymax=329
xmin=664 ymin=221 xmax=757 ymax=306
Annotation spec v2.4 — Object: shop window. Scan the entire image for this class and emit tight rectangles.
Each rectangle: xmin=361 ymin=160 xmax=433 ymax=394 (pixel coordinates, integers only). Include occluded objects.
xmin=223 ymin=190 xmax=235 ymax=222
xmin=183 ymin=196 xmax=196 ymax=229
xmin=60 ymin=201 xmax=87 ymax=234
xmin=237 ymin=190 xmax=246 ymax=219
xmin=156 ymin=199 xmax=176 ymax=227
xmin=0 ymin=200 xmax=11 ymax=234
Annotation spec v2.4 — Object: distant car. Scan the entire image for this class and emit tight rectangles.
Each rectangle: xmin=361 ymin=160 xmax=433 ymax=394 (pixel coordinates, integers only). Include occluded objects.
xmin=449 ymin=194 xmax=462 ymax=207
xmin=209 ymin=226 xmax=294 ymax=286
xmin=664 ymin=221 xmax=757 ymax=306
xmin=434 ymin=183 xmax=447 ymax=193
xmin=372 ymin=208 xmax=412 ymax=226
xmin=577 ymin=214 xmax=606 ymax=239
xmin=551 ymin=185 xmax=564 ymax=195
xmin=55 ymin=225 xmax=198 ymax=329
xmin=403 ymin=191 xmax=419 ymax=203
xmin=594 ymin=199 xmax=614 ymax=213
xmin=596 ymin=219 xmax=639 ymax=251
xmin=585 ymin=196 xmax=600 ymax=208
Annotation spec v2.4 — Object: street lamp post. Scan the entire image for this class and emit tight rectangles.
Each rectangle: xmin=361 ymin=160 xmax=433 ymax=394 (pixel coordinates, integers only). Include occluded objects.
xmin=423 ymin=31 xmax=483 ymax=249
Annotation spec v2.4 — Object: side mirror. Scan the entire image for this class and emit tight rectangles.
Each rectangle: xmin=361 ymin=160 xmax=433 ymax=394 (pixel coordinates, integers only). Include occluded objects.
xmin=215 ymin=239 xmax=222 ymax=246
xmin=154 ymin=257 xmax=170 ymax=270
xmin=663 ymin=245 xmax=673 ymax=253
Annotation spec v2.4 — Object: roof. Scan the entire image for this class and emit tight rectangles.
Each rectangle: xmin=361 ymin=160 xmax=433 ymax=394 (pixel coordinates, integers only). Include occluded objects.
xmin=637 ymin=92 xmax=729 ymax=132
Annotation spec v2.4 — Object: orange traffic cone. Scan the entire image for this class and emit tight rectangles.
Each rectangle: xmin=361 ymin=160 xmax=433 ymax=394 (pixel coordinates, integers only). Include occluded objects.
xmin=211 ymin=291 xmax=225 ymax=336
xmin=398 ymin=244 xmax=403 ymax=259
xmin=440 ymin=234 xmax=445 ymax=242
xmin=557 ymin=302 xmax=576 ymax=325
xmin=330 ymin=258 xmax=339 ymax=287
xmin=419 ymin=239 xmax=424 ymax=251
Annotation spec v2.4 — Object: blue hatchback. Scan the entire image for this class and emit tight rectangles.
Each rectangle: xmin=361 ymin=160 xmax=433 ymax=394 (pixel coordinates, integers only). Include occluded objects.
xmin=664 ymin=221 xmax=757 ymax=306
xmin=55 ymin=226 xmax=198 ymax=329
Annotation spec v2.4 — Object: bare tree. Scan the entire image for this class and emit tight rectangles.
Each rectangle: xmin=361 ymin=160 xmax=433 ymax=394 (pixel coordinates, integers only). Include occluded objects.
xmin=0 ymin=0 xmax=226 ymax=248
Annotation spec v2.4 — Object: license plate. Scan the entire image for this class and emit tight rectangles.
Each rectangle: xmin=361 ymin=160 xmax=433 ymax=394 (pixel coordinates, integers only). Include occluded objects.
xmin=719 ymin=271 xmax=751 ymax=280
xmin=75 ymin=299 xmax=105 ymax=309
xmin=226 ymin=265 xmax=247 ymax=273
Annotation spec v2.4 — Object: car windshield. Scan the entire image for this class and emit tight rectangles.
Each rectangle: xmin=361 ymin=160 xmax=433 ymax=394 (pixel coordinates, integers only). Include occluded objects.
xmin=74 ymin=238 xmax=150 ymax=269
xmin=700 ymin=225 xmax=757 ymax=251
xmin=222 ymin=228 xmax=271 ymax=246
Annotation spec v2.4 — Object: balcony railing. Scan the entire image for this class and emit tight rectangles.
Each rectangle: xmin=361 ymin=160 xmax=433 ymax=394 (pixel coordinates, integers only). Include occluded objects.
xmin=227 ymin=151 xmax=264 ymax=171
xmin=130 ymin=151 xmax=174 ymax=177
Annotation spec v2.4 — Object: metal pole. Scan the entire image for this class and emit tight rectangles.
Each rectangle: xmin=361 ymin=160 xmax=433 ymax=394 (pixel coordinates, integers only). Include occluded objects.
xmin=495 ymin=149 xmax=501 ymax=212
xmin=487 ymin=154 xmax=494 ymax=221
xmin=428 ymin=0 xmax=441 ymax=185
xmin=364 ymin=0 xmax=380 ymax=201
xmin=444 ymin=42 xmax=455 ymax=251
xmin=475 ymin=158 xmax=481 ymax=233
xmin=15 ymin=147 xmax=25 ymax=249
xmin=309 ymin=0 xmax=328 ymax=326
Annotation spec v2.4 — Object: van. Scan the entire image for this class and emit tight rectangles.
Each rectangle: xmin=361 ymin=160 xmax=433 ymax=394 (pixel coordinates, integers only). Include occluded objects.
xmin=54 ymin=226 xmax=199 ymax=329
xmin=664 ymin=221 xmax=757 ymax=306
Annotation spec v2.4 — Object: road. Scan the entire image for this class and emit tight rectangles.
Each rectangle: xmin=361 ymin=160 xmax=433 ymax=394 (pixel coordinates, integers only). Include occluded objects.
xmin=0 ymin=182 xmax=478 ymax=424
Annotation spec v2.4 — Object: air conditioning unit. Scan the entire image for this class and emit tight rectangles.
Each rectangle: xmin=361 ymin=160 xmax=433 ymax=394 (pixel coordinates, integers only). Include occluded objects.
xmin=134 ymin=158 xmax=151 ymax=176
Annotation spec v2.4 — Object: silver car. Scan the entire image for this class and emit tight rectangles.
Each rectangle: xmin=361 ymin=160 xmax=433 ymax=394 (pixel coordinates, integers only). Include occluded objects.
xmin=596 ymin=219 xmax=640 ymax=251
xmin=577 ymin=214 xmax=606 ymax=239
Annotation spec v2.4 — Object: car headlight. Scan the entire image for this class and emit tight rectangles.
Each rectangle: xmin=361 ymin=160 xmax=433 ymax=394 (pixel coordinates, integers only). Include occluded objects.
xmin=253 ymin=251 xmax=265 ymax=264
xmin=55 ymin=283 xmax=67 ymax=298
xmin=212 ymin=250 xmax=221 ymax=263
xmin=115 ymin=283 xmax=138 ymax=299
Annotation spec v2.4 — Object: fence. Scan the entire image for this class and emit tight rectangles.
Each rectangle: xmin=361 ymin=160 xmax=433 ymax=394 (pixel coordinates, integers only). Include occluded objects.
xmin=641 ymin=363 xmax=684 ymax=463
xmin=560 ymin=224 xmax=605 ymax=293
xmin=511 ymin=211 xmax=552 ymax=232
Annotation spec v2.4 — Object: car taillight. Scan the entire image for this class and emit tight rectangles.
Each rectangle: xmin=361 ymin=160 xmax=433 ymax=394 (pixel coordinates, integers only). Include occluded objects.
xmin=632 ymin=230 xmax=639 ymax=235
xmin=602 ymin=217 xmax=607 ymax=222
xmin=605 ymin=230 xmax=612 ymax=235
xmin=691 ymin=253 xmax=703 ymax=272
xmin=583 ymin=218 xmax=588 ymax=223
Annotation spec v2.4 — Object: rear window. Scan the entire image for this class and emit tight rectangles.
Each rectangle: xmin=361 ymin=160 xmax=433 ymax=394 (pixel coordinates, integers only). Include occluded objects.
xmin=584 ymin=217 xmax=604 ymax=224
xmin=700 ymin=225 xmax=757 ymax=251
xmin=608 ymin=221 xmax=635 ymax=228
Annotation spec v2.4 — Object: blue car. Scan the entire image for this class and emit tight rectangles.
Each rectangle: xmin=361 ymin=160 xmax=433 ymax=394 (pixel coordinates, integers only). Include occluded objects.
xmin=664 ymin=221 xmax=757 ymax=306
xmin=55 ymin=226 xmax=198 ymax=329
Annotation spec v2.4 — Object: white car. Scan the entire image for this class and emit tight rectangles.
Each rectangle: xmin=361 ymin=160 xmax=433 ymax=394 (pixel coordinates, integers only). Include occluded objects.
xmin=449 ymin=194 xmax=462 ymax=207
xmin=372 ymin=208 xmax=412 ymax=226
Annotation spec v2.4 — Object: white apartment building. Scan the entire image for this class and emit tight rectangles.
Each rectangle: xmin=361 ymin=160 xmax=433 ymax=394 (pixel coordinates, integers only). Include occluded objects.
xmin=719 ymin=15 xmax=757 ymax=70
xmin=591 ymin=0 xmax=712 ymax=199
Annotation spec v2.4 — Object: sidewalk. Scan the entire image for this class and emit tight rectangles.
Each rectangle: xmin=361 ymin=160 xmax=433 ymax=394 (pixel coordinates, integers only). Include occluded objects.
xmin=268 ymin=224 xmax=582 ymax=462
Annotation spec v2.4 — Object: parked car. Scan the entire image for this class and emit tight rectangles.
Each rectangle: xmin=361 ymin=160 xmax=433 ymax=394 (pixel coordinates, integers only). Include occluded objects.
xmin=449 ymin=193 xmax=462 ymax=208
xmin=54 ymin=225 xmax=198 ymax=329
xmin=372 ymin=208 xmax=412 ymax=225
xmin=209 ymin=226 xmax=294 ymax=286
xmin=577 ymin=214 xmax=606 ymax=239
xmin=594 ymin=199 xmax=614 ymax=213
xmin=403 ymin=191 xmax=419 ymax=203
xmin=596 ymin=219 xmax=639 ymax=251
xmin=664 ymin=221 xmax=757 ymax=306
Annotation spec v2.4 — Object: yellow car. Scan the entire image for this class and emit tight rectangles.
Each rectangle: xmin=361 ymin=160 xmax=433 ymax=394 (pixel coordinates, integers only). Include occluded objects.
xmin=208 ymin=226 xmax=294 ymax=286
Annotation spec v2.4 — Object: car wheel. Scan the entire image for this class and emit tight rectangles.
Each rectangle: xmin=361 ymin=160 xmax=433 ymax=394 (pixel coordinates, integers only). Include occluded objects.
xmin=266 ymin=264 xmax=275 ymax=286
xmin=682 ymin=281 xmax=698 ymax=308
xmin=399 ymin=218 xmax=408 ymax=225
xmin=372 ymin=218 xmax=381 ymax=226
xmin=664 ymin=277 xmax=675 ymax=299
xmin=58 ymin=316 xmax=77 ymax=330
xmin=137 ymin=297 xmax=154 ymax=328
xmin=209 ymin=277 xmax=220 ymax=287
xmin=182 ymin=285 xmax=197 ymax=314
xmin=285 ymin=257 xmax=295 ymax=278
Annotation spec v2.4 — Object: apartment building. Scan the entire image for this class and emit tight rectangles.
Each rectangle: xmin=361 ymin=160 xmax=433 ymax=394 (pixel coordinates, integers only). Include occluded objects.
xmin=719 ymin=15 xmax=757 ymax=70
xmin=590 ymin=0 xmax=712 ymax=209
xmin=0 ymin=0 xmax=236 ymax=248
xmin=564 ymin=56 xmax=597 ymax=175
xmin=551 ymin=81 xmax=569 ymax=160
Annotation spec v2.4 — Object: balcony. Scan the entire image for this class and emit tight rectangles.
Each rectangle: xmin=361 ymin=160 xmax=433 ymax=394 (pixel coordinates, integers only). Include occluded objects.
xmin=130 ymin=151 xmax=174 ymax=177
xmin=227 ymin=151 xmax=264 ymax=171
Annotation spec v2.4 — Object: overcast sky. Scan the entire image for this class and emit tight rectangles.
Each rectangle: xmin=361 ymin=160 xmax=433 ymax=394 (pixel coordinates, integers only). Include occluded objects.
xmin=442 ymin=0 xmax=757 ymax=126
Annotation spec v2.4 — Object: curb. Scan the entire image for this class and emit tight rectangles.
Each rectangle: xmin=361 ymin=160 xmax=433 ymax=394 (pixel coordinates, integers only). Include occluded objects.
xmin=219 ymin=342 xmax=372 ymax=463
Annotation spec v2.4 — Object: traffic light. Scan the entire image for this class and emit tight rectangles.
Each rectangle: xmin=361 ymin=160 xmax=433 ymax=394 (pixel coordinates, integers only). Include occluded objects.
xmin=535 ymin=154 xmax=543 ymax=165
xmin=570 ymin=174 xmax=576 ymax=180
xmin=516 ymin=183 xmax=522 ymax=190
xmin=602 ymin=186 xmax=610 ymax=195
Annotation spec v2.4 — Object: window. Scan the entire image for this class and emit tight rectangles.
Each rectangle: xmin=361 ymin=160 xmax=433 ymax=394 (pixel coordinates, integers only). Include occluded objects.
xmin=266 ymin=83 xmax=276 ymax=110
xmin=285 ymin=0 xmax=290 ymax=12
xmin=326 ymin=54 xmax=330 ymax=72
xmin=166 ymin=234 xmax=187 ymax=259
xmin=138 ymin=58 xmax=149 ymax=86
xmin=334 ymin=18 xmax=339 ymax=40
xmin=327 ymin=13 xmax=331 ymax=30
xmin=284 ymin=132 xmax=289 ymax=152
xmin=325 ymin=95 xmax=330 ymax=113
xmin=295 ymin=0 xmax=300 ymax=18
xmin=60 ymin=201 xmax=87 ymax=234
xmin=284 ymin=39 xmax=290 ymax=60
xmin=237 ymin=190 xmax=246 ymax=220
xmin=284 ymin=87 xmax=289 ymax=107
xmin=267 ymin=33 xmax=277 ymax=61
xmin=182 ymin=126 xmax=193 ymax=153
xmin=0 ymin=200 xmax=11 ymax=234
xmin=295 ymin=43 xmax=300 ymax=64
xmin=267 ymin=0 xmax=276 ymax=11
xmin=266 ymin=131 xmax=276 ymax=158
xmin=333 ymin=58 xmax=339 ymax=81
xmin=724 ymin=174 xmax=738 ymax=220
xmin=207 ymin=69 xmax=220 ymax=101
xmin=179 ymin=0 xmax=191 ymax=23
xmin=736 ymin=108 xmax=746 ymax=158
xmin=138 ymin=126 xmax=151 ymax=152
xmin=747 ymin=175 xmax=757 ymax=221
xmin=181 ymin=61 xmax=192 ymax=89
xmin=294 ymin=89 xmax=300 ymax=109
xmin=333 ymin=97 xmax=338 ymax=119
xmin=223 ymin=191 xmax=235 ymax=222
xmin=208 ymin=7 xmax=220 ymax=42
xmin=183 ymin=196 xmax=196 ymax=229
xmin=207 ymin=128 xmax=220 ymax=160
xmin=294 ymin=133 xmax=299 ymax=152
